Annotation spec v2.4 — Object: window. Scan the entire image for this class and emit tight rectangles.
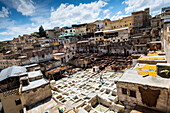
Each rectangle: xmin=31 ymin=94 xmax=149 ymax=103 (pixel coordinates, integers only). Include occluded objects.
xmin=122 ymin=88 xmax=127 ymax=95
xmin=105 ymin=22 xmax=107 ymax=26
xmin=20 ymin=109 xmax=23 ymax=113
xmin=130 ymin=23 xmax=131 ymax=25
xmin=42 ymin=54 xmax=45 ymax=58
xmin=70 ymin=30 xmax=72 ymax=32
xmin=15 ymin=98 xmax=21 ymax=105
xmin=130 ymin=90 xmax=136 ymax=98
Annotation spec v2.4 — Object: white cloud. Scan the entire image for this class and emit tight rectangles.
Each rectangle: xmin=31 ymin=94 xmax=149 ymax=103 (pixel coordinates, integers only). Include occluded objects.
xmin=104 ymin=13 xmax=110 ymax=19
xmin=111 ymin=11 xmax=129 ymax=20
xmin=1 ymin=0 xmax=35 ymax=16
xmin=103 ymin=9 xmax=109 ymax=14
xmin=0 ymin=7 xmax=10 ymax=18
xmin=122 ymin=0 xmax=170 ymax=14
xmin=0 ymin=19 xmax=14 ymax=29
xmin=117 ymin=11 xmax=122 ymax=15
xmin=17 ymin=0 xmax=35 ymax=16
xmin=0 ymin=23 xmax=39 ymax=41
xmin=50 ymin=0 xmax=108 ymax=26
xmin=0 ymin=31 xmax=14 ymax=35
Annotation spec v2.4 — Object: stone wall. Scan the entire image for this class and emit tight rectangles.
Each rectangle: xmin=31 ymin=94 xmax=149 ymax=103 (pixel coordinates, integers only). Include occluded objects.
xmin=117 ymin=81 xmax=170 ymax=112
xmin=21 ymin=84 xmax=52 ymax=108
xmin=0 ymin=88 xmax=23 ymax=113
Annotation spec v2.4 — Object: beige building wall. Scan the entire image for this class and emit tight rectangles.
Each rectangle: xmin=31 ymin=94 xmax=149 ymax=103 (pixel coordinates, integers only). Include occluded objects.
xmin=46 ymin=30 xmax=56 ymax=38
xmin=163 ymin=22 xmax=170 ymax=63
xmin=0 ymin=88 xmax=23 ymax=113
xmin=72 ymin=24 xmax=87 ymax=36
xmin=103 ymin=19 xmax=112 ymax=30
xmin=102 ymin=16 xmax=133 ymax=30
xmin=117 ymin=82 xmax=170 ymax=113
xmin=112 ymin=16 xmax=133 ymax=29
xmin=132 ymin=8 xmax=150 ymax=28
xmin=20 ymin=84 xmax=52 ymax=107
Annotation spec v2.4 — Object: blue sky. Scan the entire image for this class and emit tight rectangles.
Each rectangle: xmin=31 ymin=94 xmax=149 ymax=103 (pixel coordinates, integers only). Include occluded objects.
xmin=0 ymin=0 xmax=170 ymax=41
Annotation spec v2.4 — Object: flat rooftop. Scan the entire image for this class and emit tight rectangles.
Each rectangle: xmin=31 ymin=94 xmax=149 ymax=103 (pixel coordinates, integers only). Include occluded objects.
xmin=53 ymin=53 xmax=65 ymax=56
xmin=22 ymin=78 xmax=49 ymax=92
xmin=28 ymin=70 xmax=43 ymax=78
xmin=118 ymin=69 xmax=170 ymax=88
xmin=24 ymin=64 xmax=39 ymax=68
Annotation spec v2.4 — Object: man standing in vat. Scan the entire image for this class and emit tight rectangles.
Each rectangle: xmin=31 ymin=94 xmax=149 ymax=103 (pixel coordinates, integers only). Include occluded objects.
xmin=100 ymin=73 xmax=104 ymax=85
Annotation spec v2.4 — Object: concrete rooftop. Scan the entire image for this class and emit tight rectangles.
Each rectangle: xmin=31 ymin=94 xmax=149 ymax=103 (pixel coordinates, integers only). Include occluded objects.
xmin=118 ymin=69 xmax=170 ymax=88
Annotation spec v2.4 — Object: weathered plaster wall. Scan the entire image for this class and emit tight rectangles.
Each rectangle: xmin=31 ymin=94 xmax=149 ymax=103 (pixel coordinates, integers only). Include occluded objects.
xmin=0 ymin=88 xmax=23 ymax=113
xmin=117 ymin=82 xmax=170 ymax=112
xmin=21 ymin=84 xmax=52 ymax=107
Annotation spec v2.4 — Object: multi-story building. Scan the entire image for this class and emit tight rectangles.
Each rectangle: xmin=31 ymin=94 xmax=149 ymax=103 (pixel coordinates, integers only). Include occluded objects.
xmin=132 ymin=8 xmax=150 ymax=28
xmin=94 ymin=27 xmax=130 ymax=43
xmin=93 ymin=20 xmax=103 ymax=30
xmin=63 ymin=28 xmax=78 ymax=36
xmin=0 ymin=48 xmax=53 ymax=70
xmin=45 ymin=29 xmax=56 ymax=38
xmin=102 ymin=8 xmax=151 ymax=34
xmin=161 ymin=7 xmax=170 ymax=63
xmin=72 ymin=24 xmax=88 ymax=36
xmin=0 ymin=66 xmax=52 ymax=113
xmin=151 ymin=14 xmax=161 ymax=41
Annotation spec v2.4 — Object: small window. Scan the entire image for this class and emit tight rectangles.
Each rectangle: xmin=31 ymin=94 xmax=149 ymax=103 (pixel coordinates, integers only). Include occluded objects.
xmin=130 ymin=90 xmax=136 ymax=98
xmin=15 ymin=98 xmax=21 ymax=105
xmin=42 ymin=54 xmax=45 ymax=58
xmin=20 ymin=109 xmax=23 ymax=113
xmin=122 ymin=88 xmax=127 ymax=95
